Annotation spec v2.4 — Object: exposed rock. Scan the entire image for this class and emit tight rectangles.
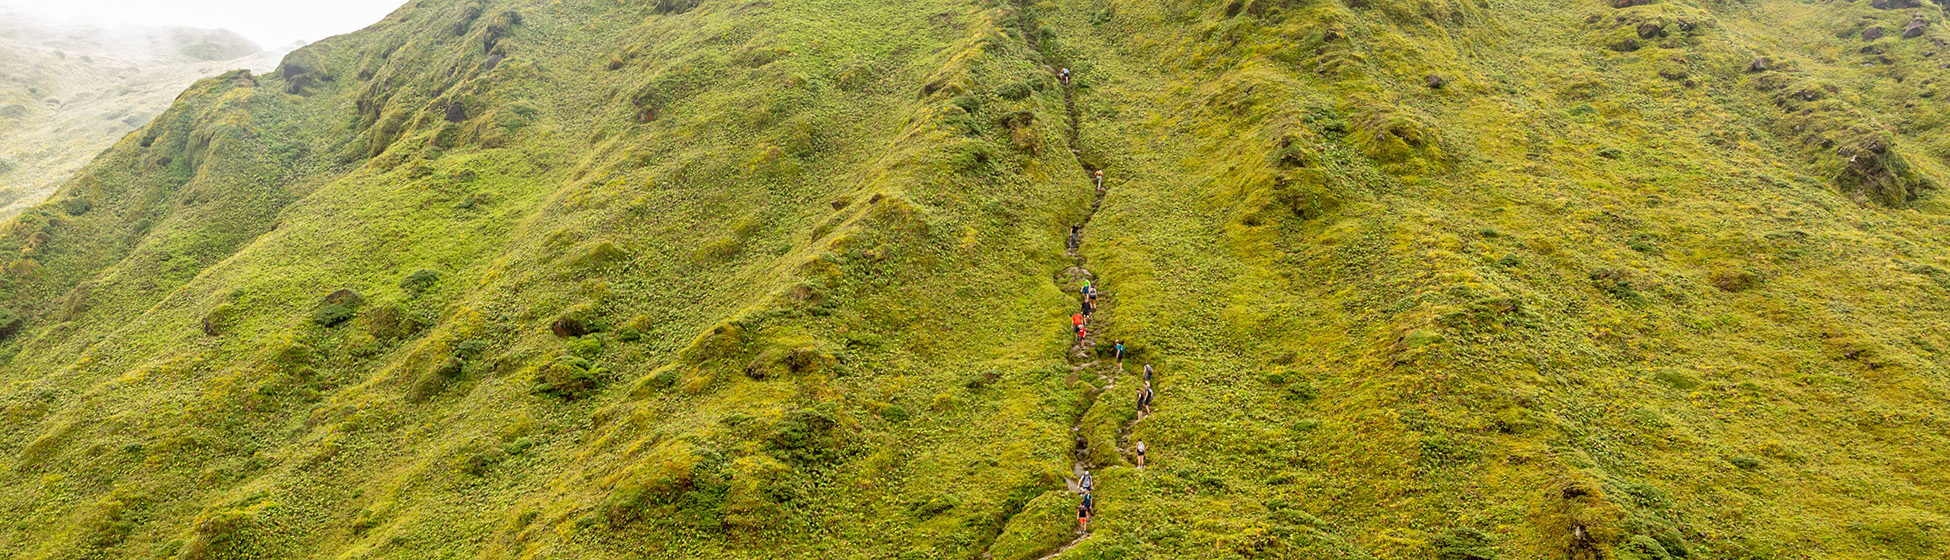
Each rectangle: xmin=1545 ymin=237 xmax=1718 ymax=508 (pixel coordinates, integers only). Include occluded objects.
xmin=0 ymin=311 xmax=21 ymax=340
xmin=324 ymin=289 xmax=364 ymax=307
xmin=1637 ymin=22 xmax=1667 ymax=39
xmin=1869 ymin=0 xmax=1922 ymax=8
xmin=1611 ymin=37 xmax=1641 ymax=52
xmin=1863 ymin=26 xmax=1885 ymax=41
xmin=1611 ymin=0 xmax=1650 ymax=8
xmin=1747 ymin=57 xmax=1771 ymax=72
xmin=1425 ymin=74 xmax=1447 ymax=89
xmin=445 ymin=102 xmax=467 ymax=122
xmin=1904 ymin=18 xmax=1927 ymax=39
xmin=551 ymin=316 xmax=589 ymax=338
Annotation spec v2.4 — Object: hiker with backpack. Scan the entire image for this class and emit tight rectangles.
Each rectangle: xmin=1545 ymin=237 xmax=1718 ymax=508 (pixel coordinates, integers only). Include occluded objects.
xmin=1060 ymin=67 xmax=1072 ymax=86
xmin=1114 ymin=340 xmax=1126 ymax=368
xmin=1134 ymin=440 xmax=1147 ymax=468
xmin=1079 ymin=470 xmax=1094 ymax=494
xmin=1068 ymin=224 xmax=1082 ymax=250
xmin=1094 ymin=169 xmax=1105 ymax=190
xmin=1143 ymin=362 xmax=1154 ymax=383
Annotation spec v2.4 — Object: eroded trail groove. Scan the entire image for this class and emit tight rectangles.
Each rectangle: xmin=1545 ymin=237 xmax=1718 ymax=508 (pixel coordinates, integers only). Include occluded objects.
xmin=980 ymin=1 xmax=1130 ymax=558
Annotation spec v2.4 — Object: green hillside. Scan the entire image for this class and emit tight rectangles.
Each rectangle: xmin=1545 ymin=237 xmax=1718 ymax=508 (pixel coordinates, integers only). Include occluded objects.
xmin=1 ymin=0 xmax=1947 ymax=558
xmin=0 ymin=15 xmax=275 ymax=217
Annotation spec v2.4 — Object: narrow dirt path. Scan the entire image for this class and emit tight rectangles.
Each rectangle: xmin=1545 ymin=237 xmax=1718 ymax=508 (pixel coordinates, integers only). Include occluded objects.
xmin=979 ymin=2 xmax=1133 ymax=558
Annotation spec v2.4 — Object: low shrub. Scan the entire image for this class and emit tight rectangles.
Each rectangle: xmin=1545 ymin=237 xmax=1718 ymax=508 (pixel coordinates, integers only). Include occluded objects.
xmin=1284 ymin=381 xmax=1317 ymax=401
xmin=313 ymin=304 xmax=355 ymax=327
xmin=0 ymin=307 xmax=20 ymax=340
xmin=533 ymin=354 xmax=610 ymax=399
xmin=1431 ymin=526 xmax=1498 ymax=560
xmin=399 ymin=269 xmax=440 ymax=295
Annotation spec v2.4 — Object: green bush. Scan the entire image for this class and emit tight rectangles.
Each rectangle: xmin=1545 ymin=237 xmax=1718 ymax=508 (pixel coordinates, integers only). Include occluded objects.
xmin=312 ymin=304 xmax=355 ymax=327
xmin=963 ymin=370 xmax=1001 ymax=390
xmin=631 ymin=366 xmax=681 ymax=398
xmin=768 ymin=406 xmax=846 ymax=464
xmin=57 ymin=197 xmax=91 ymax=216
xmin=1617 ymin=534 xmax=1676 ymax=560
xmin=996 ymin=82 xmax=1033 ymax=100
xmin=1431 ymin=526 xmax=1498 ymax=560
xmin=0 ymin=307 xmax=22 ymax=340
xmin=533 ymin=355 xmax=610 ymax=399
xmin=1284 ymin=381 xmax=1317 ymax=401
xmin=879 ymin=405 xmax=910 ymax=422
xmin=399 ymin=269 xmax=440 ymax=295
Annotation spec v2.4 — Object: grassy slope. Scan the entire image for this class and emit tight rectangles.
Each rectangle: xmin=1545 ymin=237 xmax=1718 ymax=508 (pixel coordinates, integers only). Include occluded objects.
xmin=1046 ymin=0 xmax=1950 ymax=557
xmin=0 ymin=18 xmax=274 ymax=215
xmin=0 ymin=0 xmax=1947 ymax=559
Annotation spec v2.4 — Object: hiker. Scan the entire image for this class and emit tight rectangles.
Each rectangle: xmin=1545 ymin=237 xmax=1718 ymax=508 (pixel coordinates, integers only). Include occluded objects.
xmin=1143 ymin=362 xmax=1154 ymax=383
xmin=1080 ymin=278 xmax=1092 ymax=297
xmin=1072 ymin=312 xmax=1084 ymax=335
xmin=1068 ymin=224 xmax=1082 ymax=250
xmin=1094 ymin=169 xmax=1105 ymax=190
xmin=1060 ymin=67 xmax=1072 ymax=85
xmin=1134 ymin=440 xmax=1147 ymax=468
xmin=1077 ymin=325 xmax=1088 ymax=342
xmin=1081 ymin=298 xmax=1095 ymax=319
xmin=1114 ymin=340 xmax=1126 ymax=367
xmin=1081 ymin=489 xmax=1095 ymax=517
xmin=1080 ymin=470 xmax=1094 ymax=493
xmin=1077 ymin=501 xmax=1090 ymax=530
xmin=1141 ymin=383 xmax=1155 ymax=415
xmin=1135 ymin=387 xmax=1147 ymax=419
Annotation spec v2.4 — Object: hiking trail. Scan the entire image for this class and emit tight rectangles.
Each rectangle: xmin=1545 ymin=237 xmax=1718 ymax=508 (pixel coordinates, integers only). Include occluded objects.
xmin=977 ymin=2 xmax=1145 ymax=558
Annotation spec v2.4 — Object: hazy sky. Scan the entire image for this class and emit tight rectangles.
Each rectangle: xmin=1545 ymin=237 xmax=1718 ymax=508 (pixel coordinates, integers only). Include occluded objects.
xmin=0 ymin=0 xmax=409 ymax=48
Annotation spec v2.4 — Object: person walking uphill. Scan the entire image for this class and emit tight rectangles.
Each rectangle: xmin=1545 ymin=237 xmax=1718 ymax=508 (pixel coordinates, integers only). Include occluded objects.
xmin=1060 ymin=67 xmax=1072 ymax=86
xmin=1094 ymin=169 xmax=1105 ymax=191
xmin=1114 ymin=340 xmax=1126 ymax=368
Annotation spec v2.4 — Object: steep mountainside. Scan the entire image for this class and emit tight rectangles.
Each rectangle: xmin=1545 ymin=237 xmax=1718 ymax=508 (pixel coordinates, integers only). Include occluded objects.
xmin=0 ymin=13 xmax=274 ymax=216
xmin=0 ymin=0 xmax=1947 ymax=559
